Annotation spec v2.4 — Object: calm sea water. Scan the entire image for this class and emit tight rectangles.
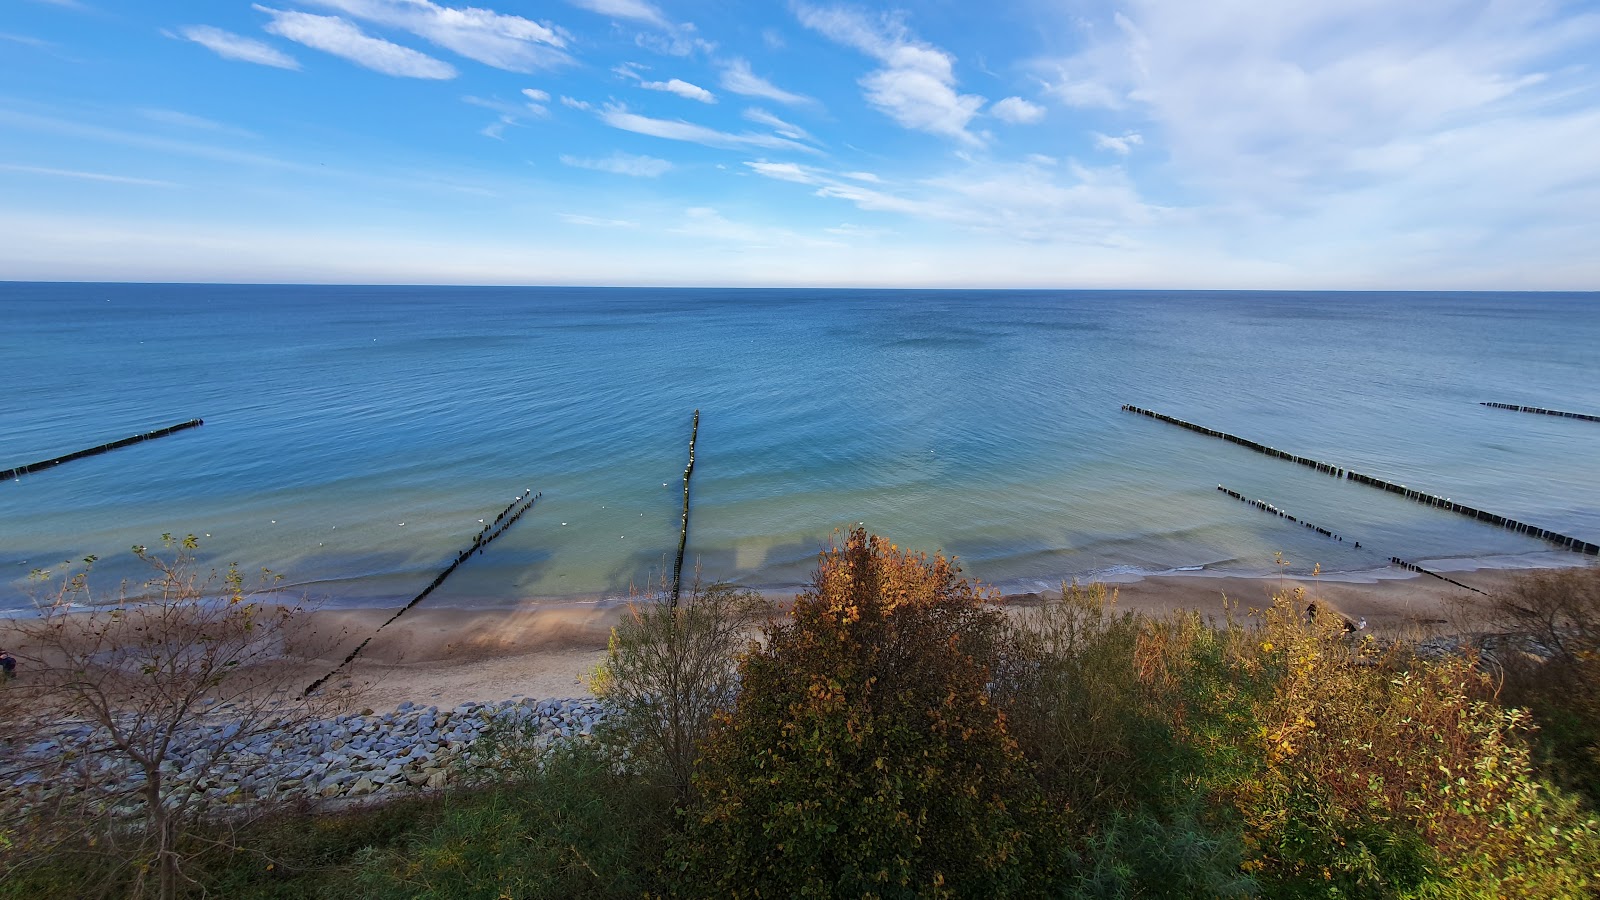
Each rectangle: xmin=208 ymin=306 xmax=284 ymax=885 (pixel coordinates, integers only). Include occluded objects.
xmin=2 ymin=284 xmax=1596 ymax=612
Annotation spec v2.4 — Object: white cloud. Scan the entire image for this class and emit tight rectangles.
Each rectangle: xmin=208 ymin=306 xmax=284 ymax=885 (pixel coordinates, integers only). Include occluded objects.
xmin=744 ymin=107 xmax=815 ymax=142
xmin=1025 ymin=153 xmax=1057 ymax=166
xmin=257 ymin=7 xmax=457 ymax=78
xmin=1033 ymin=0 xmax=1600 ymax=203
xmin=795 ymin=4 xmax=984 ymax=144
xmin=600 ymin=105 xmax=817 ymax=152
xmin=566 ymin=0 xmax=668 ymax=29
xmin=1092 ymin=131 xmax=1143 ymax=155
xmin=0 ymin=162 xmax=177 ymax=188
xmin=561 ymin=151 xmax=673 ymax=177
xmin=175 ymin=24 xmax=300 ymax=69
xmin=991 ymin=96 xmax=1045 ymax=124
xmin=744 ymin=160 xmax=819 ymax=183
xmin=641 ymin=78 xmax=716 ymax=103
xmin=744 ymin=151 xmax=1165 ymax=243
xmin=720 ymin=59 xmax=812 ymax=106
xmin=522 ymin=88 xmax=550 ymax=102
xmin=560 ymin=96 xmax=592 ymax=110
xmin=301 ymin=0 xmax=570 ymax=72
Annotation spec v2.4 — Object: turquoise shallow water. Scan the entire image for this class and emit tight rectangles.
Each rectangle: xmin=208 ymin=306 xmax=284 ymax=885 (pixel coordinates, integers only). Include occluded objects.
xmin=1 ymin=285 xmax=1596 ymax=611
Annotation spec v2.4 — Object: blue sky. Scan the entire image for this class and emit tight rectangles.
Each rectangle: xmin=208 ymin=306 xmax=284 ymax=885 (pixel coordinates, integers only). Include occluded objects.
xmin=2 ymin=0 xmax=1598 ymax=287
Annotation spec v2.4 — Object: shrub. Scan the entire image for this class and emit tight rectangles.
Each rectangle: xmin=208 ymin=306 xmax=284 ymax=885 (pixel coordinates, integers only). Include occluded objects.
xmin=1 ymin=536 xmax=356 ymax=900
xmin=672 ymin=528 xmax=1056 ymax=898
xmin=357 ymin=745 xmax=668 ymax=900
xmin=1230 ymin=589 xmax=1600 ymax=897
xmin=589 ymin=581 xmax=765 ymax=797
xmin=1482 ymin=566 xmax=1600 ymax=803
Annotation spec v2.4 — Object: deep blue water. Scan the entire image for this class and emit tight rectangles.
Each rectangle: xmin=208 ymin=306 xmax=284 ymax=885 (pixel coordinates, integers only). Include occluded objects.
xmin=2 ymin=284 xmax=1597 ymax=611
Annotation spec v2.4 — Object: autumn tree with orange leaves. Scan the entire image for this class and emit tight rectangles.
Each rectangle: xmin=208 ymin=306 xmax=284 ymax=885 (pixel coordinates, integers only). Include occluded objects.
xmin=670 ymin=528 xmax=1060 ymax=898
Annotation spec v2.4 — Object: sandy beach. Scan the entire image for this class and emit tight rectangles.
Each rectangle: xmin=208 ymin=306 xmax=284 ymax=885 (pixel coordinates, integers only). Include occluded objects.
xmin=282 ymin=565 xmax=1554 ymax=711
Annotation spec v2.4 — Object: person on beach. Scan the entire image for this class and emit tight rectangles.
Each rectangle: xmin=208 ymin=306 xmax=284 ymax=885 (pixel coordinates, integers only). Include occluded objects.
xmin=0 ymin=649 xmax=15 ymax=679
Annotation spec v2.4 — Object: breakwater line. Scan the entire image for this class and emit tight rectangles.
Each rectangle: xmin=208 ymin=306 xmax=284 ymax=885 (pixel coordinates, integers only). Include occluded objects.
xmin=304 ymin=488 xmax=540 ymax=696
xmin=1342 ymin=472 xmax=1599 ymax=555
xmin=1124 ymin=405 xmax=1597 ymax=555
xmin=1216 ymin=486 xmax=1355 ymax=544
xmin=2 ymin=418 xmax=203 ymax=481
xmin=1480 ymin=402 xmax=1600 ymax=423
xmin=671 ymin=409 xmax=699 ymax=609
xmin=1387 ymin=557 xmax=1488 ymax=595
xmin=1121 ymin=406 xmax=1345 ymax=477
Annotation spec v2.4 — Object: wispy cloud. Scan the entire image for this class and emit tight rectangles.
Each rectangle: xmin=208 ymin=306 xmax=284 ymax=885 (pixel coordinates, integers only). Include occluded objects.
xmin=795 ymin=4 xmax=984 ymax=144
xmin=137 ymin=108 xmax=258 ymax=139
xmin=744 ymin=155 xmax=1163 ymax=243
xmin=300 ymin=0 xmax=570 ymax=72
xmin=560 ymin=212 xmax=640 ymax=228
xmin=600 ymin=104 xmax=817 ymax=152
xmin=642 ymin=78 xmax=716 ymax=103
xmin=1 ymin=32 xmax=56 ymax=49
xmin=1092 ymin=131 xmax=1142 ymax=155
xmin=744 ymin=107 xmax=816 ymax=143
xmin=560 ymin=96 xmax=593 ymax=110
xmin=671 ymin=206 xmax=842 ymax=249
xmin=465 ymin=93 xmax=548 ymax=138
xmin=566 ymin=0 xmax=669 ymax=30
xmin=173 ymin=24 xmax=300 ymax=69
xmin=257 ymin=6 xmax=457 ymax=79
xmin=991 ymin=96 xmax=1044 ymax=124
xmin=0 ymin=162 xmax=176 ymax=188
xmin=560 ymin=151 xmax=673 ymax=177
xmin=720 ymin=58 xmax=812 ymax=106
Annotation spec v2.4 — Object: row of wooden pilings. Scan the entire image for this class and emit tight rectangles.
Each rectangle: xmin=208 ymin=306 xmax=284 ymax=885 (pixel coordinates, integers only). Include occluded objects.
xmin=1216 ymin=486 xmax=1353 ymax=544
xmin=1126 ymin=405 xmax=1599 ymax=556
xmin=2 ymin=419 xmax=204 ymax=481
xmin=1121 ymin=406 xmax=1345 ymax=477
xmin=1481 ymin=402 xmax=1600 ymax=423
xmin=671 ymin=410 xmax=700 ymax=609
xmin=1388 ymin=557 xmax=1488 ymax=595
xmin=303 ymin=488 xmax=540 ymax=696
xmin=1344 ymin=472 xmax=1599 ymax=555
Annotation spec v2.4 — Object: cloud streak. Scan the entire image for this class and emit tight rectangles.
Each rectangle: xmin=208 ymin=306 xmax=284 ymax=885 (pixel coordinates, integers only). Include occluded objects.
xmin=258 ymin=6 xmax=457 ymax=78
xmin=0 ymin=162 xmax=177 ymax=187
xmin=720 ymin=59 xmax=812 ymax=106
xmin=301 ymin=0 xmax=571 ymax=72
xmin=601 ymin=105 xmax=817 ymax=152
xmin=175 ymin=25 xmax=300 ymax=69
xmin=642 ymin=78 xmax=716 ymax=103
xmin=560 ymin=151 xmax=673 ymax=177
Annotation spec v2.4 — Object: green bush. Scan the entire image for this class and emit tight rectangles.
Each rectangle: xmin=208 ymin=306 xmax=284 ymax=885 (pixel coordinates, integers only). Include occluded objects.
xmin=357 ymin=745 xmax=671 ymax=900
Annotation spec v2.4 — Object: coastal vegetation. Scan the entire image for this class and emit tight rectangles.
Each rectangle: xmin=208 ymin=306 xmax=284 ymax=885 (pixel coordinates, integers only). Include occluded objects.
xmin=4 ymin=533 xmax=1600 ymax=898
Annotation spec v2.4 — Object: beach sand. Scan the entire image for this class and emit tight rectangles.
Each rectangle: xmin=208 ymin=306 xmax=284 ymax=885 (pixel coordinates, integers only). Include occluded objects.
xmin=285 ymin=566 xmax=1543 ymax=711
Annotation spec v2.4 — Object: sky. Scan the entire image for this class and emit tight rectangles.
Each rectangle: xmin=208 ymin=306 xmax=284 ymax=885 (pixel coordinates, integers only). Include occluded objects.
xmin=2 ymin=0 xmax=1598 ymax=288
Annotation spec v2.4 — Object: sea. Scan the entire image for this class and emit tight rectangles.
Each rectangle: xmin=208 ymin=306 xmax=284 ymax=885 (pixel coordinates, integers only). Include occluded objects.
xmin=2 ymin=284 xmax=1596 ymax=613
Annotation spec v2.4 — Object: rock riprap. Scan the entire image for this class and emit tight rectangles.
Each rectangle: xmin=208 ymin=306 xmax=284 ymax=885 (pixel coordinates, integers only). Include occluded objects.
xmin=0 ymin=697 xmax=607 ymax=817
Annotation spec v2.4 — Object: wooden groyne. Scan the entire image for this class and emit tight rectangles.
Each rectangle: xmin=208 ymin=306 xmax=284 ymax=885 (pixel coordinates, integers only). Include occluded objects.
xmin=1121 ymin=406 xmax=1344 ymax=477
xmin=1481 ymin=402 xmax=1600 ymax=423
xmin=3 ymin=418 xmax=203 ymax=481
xmin=1388 ymin=557 xmax=1488 ymax=595
xmin=1124 ymin=405 xmax=1598 ymax=556
xmin=671 ymin=410 xmax=699 ymax=609
xmin=1216 ymin=486 xmax=1354 ymax=544
xmin=303 ymin=488 xmax=540 ymax=696
xmin=1343 ymin=471 xmax=1599 ymax=555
